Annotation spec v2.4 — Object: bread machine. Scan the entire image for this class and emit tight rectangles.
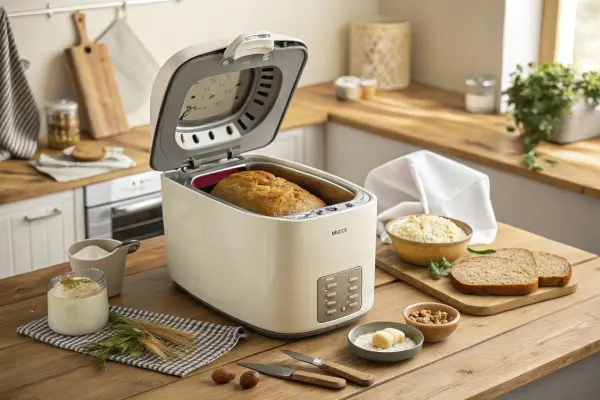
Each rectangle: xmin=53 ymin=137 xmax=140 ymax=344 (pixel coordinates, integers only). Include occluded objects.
xmin=149 ymin=32 xmax=377 ymax=338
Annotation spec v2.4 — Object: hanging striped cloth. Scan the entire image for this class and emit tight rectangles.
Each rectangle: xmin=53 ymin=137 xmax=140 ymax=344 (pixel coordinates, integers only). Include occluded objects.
xmin=0 ymin=7 xmax=40 ymax=162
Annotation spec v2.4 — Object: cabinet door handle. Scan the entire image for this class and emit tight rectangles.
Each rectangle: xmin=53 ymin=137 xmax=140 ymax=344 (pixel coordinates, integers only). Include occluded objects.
xmin=23 ymin=208 xmax=62 ymax=222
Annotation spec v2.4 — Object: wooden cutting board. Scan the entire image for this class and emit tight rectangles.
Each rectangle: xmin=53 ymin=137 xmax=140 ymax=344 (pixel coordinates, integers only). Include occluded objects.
xmin=65 ymin=11 xmax=129 ymax=139
xmin=376 ymin=244 xmax=579 ymax=316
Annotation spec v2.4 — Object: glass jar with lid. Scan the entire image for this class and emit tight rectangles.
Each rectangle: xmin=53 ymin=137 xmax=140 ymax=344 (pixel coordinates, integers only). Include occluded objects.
xmin=46 ymin=99 xmax=80 ymax=150
xmin=464 ymin=74 xmax=496 ymax=114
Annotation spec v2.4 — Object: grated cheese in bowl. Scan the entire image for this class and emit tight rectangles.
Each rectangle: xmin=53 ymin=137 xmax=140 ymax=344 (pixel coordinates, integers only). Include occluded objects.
xmin=389 ymin=214 xmax=467 ymax=244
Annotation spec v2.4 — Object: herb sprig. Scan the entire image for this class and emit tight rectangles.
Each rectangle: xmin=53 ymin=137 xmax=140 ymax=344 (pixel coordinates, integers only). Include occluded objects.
xmin=467 ymin=247 xmax=497 ymax=255
xmin=85 ymin=313 xmax=198 ymax=372
xmin=429 ymin=257 xmax=453 ymax=280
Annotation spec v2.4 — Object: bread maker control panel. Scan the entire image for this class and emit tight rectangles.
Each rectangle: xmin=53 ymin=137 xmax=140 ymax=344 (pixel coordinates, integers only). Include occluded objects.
xmin=317 ymin=267 xmax=362 ymax=323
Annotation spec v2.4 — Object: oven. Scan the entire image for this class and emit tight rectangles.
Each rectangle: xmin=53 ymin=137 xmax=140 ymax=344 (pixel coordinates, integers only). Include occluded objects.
xmin=84 ymin=171 xmax=164 ymax=241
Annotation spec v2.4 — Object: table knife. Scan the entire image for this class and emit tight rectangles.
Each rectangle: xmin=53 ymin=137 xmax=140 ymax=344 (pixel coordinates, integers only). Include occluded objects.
xmin=281 ymin=350 xmax=375 ymax=386
xmin=237 ymin=362 xmax=346 ymax=389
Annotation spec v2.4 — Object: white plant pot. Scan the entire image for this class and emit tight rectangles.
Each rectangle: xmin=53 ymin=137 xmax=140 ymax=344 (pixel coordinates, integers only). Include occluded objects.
xmin=548 ymin=100 xmax=600 ymax=144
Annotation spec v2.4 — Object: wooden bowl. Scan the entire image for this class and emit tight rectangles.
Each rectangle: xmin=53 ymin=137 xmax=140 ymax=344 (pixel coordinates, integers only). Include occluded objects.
xmin=385 ymin=214 xmax=472 ymax=266
xmin=403 ymin=302 xmax=460 ymax=343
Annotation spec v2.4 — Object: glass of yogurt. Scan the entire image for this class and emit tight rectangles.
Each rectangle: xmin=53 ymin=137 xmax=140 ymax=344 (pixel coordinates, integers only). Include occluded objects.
xmin=47 ymin=268 xmax=109 ymax=336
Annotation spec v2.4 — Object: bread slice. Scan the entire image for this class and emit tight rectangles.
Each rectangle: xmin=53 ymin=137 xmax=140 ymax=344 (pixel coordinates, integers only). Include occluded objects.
xmin=488 ymin=248 xmax=538 ymax=273
xmin=451 ymin=256 xmax=539 ymax=296
xmin=533 ymin=252 xmax=572 ymax=286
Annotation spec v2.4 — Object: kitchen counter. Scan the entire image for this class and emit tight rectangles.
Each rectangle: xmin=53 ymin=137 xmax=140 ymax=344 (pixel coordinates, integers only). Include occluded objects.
xmin=1 ymin=223 xmax=600 ymax=399
xmin=2 ymin=81 xmax=600 ymax=205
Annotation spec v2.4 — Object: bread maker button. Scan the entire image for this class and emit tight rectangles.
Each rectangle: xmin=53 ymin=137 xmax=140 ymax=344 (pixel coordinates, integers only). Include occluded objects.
xmin=326 ymin=292 xmax=337 ymax=298
xmin=349 ymin=302 xmax=358 ymax=307
xmin=348 ymin=293 xmax=359 ymax=299
xmin=325 ymin=206 xmax=337 ymax=211
xmin=341 ymin=306 xmax=347 ymax=311
xmin=349 ymin=285 xmax=358 ymax=291
xmin=326 ymin=309 xmax=336 ymax=315
xmin=325 ymin=276 xmax=335 ymax=282
xmin=345 ymin=202 xmax=353 ymax=207
xmin=326 ymin=282 xmax=338 ymax=289
xmin=348 ymin=277 xmax=358 ymax=283
xmin=326 ymin=300 xmax=336 ymax=306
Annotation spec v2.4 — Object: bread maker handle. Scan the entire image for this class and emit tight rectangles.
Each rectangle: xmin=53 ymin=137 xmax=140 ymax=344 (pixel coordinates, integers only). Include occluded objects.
xmin=221 ymin=31 xmax=275 ymax=63
xmin=112 ymin=197 xmax=162 ymax=217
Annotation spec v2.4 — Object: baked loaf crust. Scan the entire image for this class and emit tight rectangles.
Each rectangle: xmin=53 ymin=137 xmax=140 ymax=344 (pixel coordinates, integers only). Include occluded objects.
xmin=210 ymin=170 xmax=327 ymax=217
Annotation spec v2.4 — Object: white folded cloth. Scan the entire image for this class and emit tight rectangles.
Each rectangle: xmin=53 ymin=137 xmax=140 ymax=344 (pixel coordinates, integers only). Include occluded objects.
xmin=364 ymin=150 xmax=498 ymax=245
xmin=30 ymin=146 xmax=136 ymax=182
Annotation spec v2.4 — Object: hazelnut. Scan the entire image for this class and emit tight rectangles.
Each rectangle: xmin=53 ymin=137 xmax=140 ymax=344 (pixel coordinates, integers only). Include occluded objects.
xmin=239 ymin=370 xmax=260 ymax=389
xmin=211 ymin=368 xmax=235 ymax=384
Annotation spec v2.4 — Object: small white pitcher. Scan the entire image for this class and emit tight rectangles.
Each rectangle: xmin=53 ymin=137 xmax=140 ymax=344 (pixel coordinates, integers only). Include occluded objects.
xmin=67 ymin=238 xmax=141 ymax=297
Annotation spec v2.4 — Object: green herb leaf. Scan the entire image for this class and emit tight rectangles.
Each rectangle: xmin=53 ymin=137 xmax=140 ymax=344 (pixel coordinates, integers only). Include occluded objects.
xmin=428 ymin=260 xmax=442 ymax=280
xmin=545 ymin=157 xmax=559 ymax=165
xmin=506 ymin=126 xmax=516 ymax=133
xmin=467 ymin=247 xmax=497 ymax=255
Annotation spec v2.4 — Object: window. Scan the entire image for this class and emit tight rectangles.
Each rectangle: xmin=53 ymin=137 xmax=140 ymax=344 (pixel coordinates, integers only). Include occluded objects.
xmin=540 ymin=0 xmax=600 ymax=70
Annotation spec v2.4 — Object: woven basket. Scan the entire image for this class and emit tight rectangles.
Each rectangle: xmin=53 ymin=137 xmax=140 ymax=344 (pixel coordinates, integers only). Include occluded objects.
xmin=349 ymin=17 xmax=411 ymax=90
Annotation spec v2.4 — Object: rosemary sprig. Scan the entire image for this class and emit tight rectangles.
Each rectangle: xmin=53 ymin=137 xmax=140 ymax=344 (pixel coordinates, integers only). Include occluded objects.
xmin=85 ymin=312 xmax=198 ymax=372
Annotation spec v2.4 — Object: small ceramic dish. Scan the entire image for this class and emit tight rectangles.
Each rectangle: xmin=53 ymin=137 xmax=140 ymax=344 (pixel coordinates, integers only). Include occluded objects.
xmin=347 ymin=321 xmax=424 ymax=362
xmin=385 ymin=214 xmax=473 ymax=266
xmin=403 ymin=302 xmax=460 ymax=343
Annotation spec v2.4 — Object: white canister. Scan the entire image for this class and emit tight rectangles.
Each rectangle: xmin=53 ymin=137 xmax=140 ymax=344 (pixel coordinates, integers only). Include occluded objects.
xmin=465 ymin=75 xmax=496 ymax=114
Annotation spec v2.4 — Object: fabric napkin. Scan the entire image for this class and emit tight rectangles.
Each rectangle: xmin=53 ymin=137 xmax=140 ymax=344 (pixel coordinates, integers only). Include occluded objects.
xmin=30 ymin=146 xmax=136 ymax=182
xmin=364 ymin=150 xmax=498 ymax=245
xmin=17 ymin=305 xmax=247 ymax=377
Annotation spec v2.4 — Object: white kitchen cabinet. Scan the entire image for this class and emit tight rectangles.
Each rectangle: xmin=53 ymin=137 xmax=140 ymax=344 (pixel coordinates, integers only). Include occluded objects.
xmin=0 ymin=189 xmax=85 ymax=278
xmin=247 ymin=125 xmax=324 ymax=169
xmin=325 ymin=122 xmax=600 ymax=254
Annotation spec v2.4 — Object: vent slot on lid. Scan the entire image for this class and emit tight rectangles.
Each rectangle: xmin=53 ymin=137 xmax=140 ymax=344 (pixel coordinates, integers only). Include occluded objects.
xmin=262 ymin=67 xmax=274 ymax=72
xmin=208 ymin=131 xmax=215 ymax=140
xmin=260 ymin=83 xmax=272 ymax=89
xmin=226 ymin=126 xmax=233 ymax=135
xmin=245 ymin=112 xmax=255 ymax=121
xmin=192 ymin=134 xmax=199 ymax=144
xmin=253 ymin=99 xmax=265 ymax=106
xmin=238 ymin=119 xmax=247 ymax=130
xmin=262 ymin=75 xmax=274 ymax=80
xmin=180 ymin=134 xmax=185 ymax=143
xmin=257 ymin=91 xmax=268 ymax=97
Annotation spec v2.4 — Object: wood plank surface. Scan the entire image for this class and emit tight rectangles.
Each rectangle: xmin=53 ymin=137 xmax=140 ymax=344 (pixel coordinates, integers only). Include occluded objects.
xmin=124 ymin=258 xmax=600 ymax=400
xmin=0 ymin=236 xmax=166 ymax=307
xmin=376 ymin=224 xmax=595 ymax=316
xmin=353 ymin=294 xmax=600 ymax=400
xmin=0 ymin=238 xmax=598 ymax=399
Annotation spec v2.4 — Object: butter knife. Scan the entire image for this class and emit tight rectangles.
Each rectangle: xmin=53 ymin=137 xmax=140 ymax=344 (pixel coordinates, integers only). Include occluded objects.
xmin=281 ymin=350 xmax=375 ymax=386
xmin=238 ymin=362 xmax=346 ymax=389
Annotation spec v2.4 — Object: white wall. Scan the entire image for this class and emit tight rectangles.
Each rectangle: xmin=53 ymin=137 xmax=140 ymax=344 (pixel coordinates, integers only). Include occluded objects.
xmin=378 ymin=0 xmax=506 ymax=95
xmin=3 ymin=0 xmax=377 ymax=134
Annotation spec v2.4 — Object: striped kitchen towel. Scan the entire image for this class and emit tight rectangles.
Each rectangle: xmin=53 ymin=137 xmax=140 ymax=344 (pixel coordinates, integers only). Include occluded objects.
xmin=17 ymin=305 xmax=247 ymax=377
xmin=0 ymin=8 xmax=40 ymax=162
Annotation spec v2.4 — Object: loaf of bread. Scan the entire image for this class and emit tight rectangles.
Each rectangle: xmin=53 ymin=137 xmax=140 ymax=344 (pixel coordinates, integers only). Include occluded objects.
xmin=210 ymin=170 xmax=326 ymax=217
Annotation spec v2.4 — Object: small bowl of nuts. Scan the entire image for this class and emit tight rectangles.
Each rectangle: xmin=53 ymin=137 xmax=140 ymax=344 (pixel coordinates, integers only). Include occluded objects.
xmin=403 ymin=302 xmax=460 ymax=343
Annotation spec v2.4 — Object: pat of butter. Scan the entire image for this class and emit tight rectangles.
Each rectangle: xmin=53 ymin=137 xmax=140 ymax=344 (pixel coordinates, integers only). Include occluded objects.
xmin=383 ymin=328 xmax=405 ymax=344
xmin=72 ymin=245 xmax=109 ymax=260
xmin=372 ymin=330 xmax=395 ymax=349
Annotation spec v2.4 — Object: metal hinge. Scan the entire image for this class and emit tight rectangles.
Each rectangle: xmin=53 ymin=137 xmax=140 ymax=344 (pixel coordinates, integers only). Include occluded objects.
xmin=181 ymin=146 xmax=241 ymax=171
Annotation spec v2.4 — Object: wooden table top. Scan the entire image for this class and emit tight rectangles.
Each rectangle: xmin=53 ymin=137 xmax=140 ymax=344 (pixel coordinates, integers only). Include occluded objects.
xmin=2 ymin=82 xmax=600 ymax=205
xmin=1 ymin=223 xmax=600 ymax=399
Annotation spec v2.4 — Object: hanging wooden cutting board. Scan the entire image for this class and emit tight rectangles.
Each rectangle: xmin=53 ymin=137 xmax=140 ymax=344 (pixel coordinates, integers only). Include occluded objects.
xmin=65 ymin=11 xmax=129 ymax=139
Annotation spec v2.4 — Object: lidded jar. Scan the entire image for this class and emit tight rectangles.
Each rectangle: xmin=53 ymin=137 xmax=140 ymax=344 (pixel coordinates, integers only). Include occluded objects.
xmin=464 ymin=74 xmax=496 ymax=114
xmin=46 ymin=99 xmax=80 ymax=150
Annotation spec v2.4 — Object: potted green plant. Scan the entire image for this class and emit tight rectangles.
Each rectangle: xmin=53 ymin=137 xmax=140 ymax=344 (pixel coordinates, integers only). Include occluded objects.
xmin=503 ymin=63 xmax=600 ymax=170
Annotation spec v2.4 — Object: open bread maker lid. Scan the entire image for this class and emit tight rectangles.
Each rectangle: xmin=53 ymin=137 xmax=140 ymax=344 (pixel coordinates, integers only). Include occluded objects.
xmin=149 ymin=32 xmax=308 ymax=171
